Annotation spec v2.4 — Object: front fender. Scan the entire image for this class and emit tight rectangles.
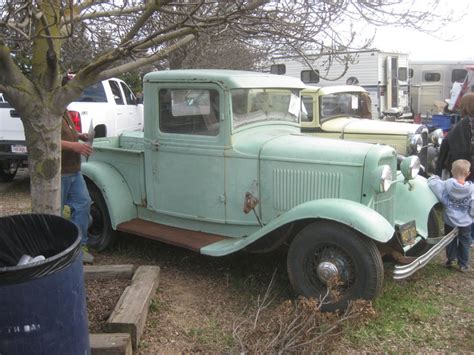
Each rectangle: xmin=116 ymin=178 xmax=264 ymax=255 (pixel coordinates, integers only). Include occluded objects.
xmin=201 ymin=198 xmax=394 ymax=256
xmin=81 ymin=161 xmax=137 ymax=229
xmin=394 ymin=172 xmax=438 ymax=238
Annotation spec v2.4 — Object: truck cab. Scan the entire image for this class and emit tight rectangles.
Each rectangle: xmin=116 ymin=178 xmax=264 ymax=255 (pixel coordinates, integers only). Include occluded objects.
xmin=83 ymin=70 xmax=455 ymax=311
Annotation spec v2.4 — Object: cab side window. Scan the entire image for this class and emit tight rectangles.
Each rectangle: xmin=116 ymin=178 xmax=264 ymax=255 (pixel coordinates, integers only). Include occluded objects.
xmin=159 ymin=88 xmax=220 ymax=136
xmin=109 ymin=81 xmax=125 ymax=105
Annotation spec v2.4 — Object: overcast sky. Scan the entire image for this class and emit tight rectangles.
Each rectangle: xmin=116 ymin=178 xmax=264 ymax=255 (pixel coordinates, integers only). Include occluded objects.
xmin=369 ymin=0 xmax=473 ymax=61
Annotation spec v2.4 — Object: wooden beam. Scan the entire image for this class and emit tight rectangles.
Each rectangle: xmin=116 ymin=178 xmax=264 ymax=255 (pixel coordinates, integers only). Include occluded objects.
xmin=105 ymin=265 xmax=160 ymax=350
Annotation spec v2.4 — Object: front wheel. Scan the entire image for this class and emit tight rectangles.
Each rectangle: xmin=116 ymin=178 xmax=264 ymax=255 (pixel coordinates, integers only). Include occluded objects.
xmin=287 ymin=221 xmax=384 ymax=312
xmin=87 ymin=185 xmax=118 ymax=251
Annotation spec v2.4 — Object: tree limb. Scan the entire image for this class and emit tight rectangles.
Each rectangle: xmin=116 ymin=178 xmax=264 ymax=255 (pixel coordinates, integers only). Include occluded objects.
xmin=98 ymin=34 xmax=196 ymax=80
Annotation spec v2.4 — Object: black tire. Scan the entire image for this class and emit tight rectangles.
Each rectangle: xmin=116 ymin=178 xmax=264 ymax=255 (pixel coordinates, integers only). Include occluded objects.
xmin=287 ymin=221 xmax=384 ymax=312
xmin=0 ymin=165 xmax=17 ymax=182
xmin=87 ymin=185 xmax=118 ymax=251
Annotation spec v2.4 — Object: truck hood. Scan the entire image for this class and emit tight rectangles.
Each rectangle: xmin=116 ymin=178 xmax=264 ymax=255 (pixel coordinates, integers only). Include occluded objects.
xmin=233 ymin=126 xmax=373 ymax=166
xmin=322 ymin=117 xmax=422 ymax=135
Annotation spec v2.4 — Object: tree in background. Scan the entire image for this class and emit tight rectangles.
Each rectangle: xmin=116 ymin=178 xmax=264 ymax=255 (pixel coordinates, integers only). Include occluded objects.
xmin=0 ymin=0 xmax=450 ymax=214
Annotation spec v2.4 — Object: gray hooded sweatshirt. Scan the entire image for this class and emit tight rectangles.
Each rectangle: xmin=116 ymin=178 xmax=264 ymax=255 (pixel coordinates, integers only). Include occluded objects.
xmin=428 ymin=175 xmax=474 ymax=227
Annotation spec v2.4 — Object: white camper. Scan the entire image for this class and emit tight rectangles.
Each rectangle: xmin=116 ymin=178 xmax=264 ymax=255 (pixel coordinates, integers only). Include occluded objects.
xmin=410 ymin=60 xmax=474 ymax=117
xmin=270 ymin=49 xmax=411 ymax=119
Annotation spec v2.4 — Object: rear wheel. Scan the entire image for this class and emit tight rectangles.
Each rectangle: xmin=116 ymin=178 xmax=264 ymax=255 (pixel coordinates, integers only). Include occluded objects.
xmin=0 ymin=162 xmax=18 ymax=182
xmin=287 ymin=221 xmax=384 ymax=312
xmin=87 ymin=185 xmax=118 ymax=251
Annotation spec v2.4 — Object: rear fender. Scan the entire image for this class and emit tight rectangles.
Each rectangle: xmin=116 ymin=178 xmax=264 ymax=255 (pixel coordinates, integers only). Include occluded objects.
xmin=201 ymin=198 xmax=394 ymax=256
xmin=81 ymin=161 xmax=137 ymax=229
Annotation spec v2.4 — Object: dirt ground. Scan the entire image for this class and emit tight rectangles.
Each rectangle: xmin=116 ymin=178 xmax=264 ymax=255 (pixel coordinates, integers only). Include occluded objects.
xmin=1 ymin=169 xmax=473 ymax=353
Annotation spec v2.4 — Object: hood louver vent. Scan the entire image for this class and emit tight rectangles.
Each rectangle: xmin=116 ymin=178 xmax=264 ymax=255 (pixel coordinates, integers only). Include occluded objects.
xmin=273 ymin=169 xmax=342 ymax=211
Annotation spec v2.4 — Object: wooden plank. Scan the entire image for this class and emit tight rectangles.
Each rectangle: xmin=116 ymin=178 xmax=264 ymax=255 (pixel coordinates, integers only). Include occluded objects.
xmin=117 ymin=218 xmax=227 ymax=252
xmin=106 ymin=266 xmax=160 ymax=350
xmin=90 ymin=333 xmax=132 ymax=355
xmin=84 ymin=265 xmax=136 ymax=280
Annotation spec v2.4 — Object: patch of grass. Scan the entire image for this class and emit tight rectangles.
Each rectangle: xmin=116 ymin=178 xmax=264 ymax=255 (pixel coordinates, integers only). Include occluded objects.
xmin=187 ymin=318 xmax=234 ymax=349
xmin=339 ymin=259 xmax=471 ymax=352
xmin=149 ymin=298 xmax=162 ymax=313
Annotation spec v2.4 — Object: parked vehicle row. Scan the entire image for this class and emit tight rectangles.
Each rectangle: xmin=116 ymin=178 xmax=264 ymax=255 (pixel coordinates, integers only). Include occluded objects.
xmin=270 ymin=51 xmax=474 ymax=122
xmin=82 ymin=69 xmax=455 ymax=311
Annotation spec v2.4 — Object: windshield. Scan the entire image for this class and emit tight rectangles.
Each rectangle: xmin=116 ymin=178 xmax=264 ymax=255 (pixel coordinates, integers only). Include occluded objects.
xmin=320 ymin=92 xmax=370 ymax=123
xmin=231 ymin=88 xmax=301 ymax=128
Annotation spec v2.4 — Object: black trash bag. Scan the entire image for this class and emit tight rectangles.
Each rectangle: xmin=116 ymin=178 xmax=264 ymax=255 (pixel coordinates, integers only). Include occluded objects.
xmin=0 ymin=214 xmax=80 ymax=285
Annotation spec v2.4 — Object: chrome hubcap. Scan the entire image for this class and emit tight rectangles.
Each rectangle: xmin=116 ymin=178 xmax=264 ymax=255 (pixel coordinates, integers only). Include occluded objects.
xmin=316 ymin=261 xmax=339 ymax=283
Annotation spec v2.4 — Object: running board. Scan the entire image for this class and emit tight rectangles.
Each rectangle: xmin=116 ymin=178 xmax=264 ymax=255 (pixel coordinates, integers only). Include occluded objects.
xmin=116 ymin=218 xmax=228 ymax=252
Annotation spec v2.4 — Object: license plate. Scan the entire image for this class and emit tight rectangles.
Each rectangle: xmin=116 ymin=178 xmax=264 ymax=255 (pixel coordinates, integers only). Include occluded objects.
xmin=397 ymin=221 xmax=417 ymax=246
xmin=11 ymin=145 xmax=27 ymax=153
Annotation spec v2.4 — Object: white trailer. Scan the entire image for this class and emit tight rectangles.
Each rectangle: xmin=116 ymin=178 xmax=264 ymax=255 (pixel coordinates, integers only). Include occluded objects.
xmin=409 ymin=60 xmax=474 ymax=117
xmin=270 ymin=49 xmax=411 ymax=119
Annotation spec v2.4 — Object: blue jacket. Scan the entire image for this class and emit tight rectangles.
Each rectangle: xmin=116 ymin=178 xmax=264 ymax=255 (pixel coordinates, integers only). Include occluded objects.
xmin=428 ymin=175 xmax=474 ymax=227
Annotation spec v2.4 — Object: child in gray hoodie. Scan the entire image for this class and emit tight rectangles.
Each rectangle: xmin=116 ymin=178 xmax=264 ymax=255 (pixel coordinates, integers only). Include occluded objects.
xmin=428 ymin=159 xmax=473 ymax=272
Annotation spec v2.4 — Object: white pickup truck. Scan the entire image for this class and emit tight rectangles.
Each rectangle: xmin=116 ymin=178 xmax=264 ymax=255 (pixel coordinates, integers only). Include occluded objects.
xmin=0 ymin=78 xmax=143 ymax=181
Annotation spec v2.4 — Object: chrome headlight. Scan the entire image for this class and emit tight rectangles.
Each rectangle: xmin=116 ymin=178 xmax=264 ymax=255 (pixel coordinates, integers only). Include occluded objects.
xmin=371 ymin=165 xmax=393 ymax=192
xmin=400 ymin=156 xmax=420 ymax=180
xmin=429 ymin=128 xmax=444 ymax=146
xmin=408 ymin=133 xmax=423 ymax=154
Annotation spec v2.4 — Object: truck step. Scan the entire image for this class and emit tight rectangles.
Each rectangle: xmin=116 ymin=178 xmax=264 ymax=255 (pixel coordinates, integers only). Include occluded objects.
xmin=116 ymin=218 xmax=227 ymax=252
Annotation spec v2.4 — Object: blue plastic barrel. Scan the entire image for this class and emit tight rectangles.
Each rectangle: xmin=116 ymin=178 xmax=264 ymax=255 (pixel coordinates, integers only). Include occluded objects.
xmin=0 ymin=214 xmax=90 ymax=355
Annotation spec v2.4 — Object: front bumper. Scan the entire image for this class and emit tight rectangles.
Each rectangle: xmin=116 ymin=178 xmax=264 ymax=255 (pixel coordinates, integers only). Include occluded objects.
xmin=393 ymin=227 xmax=458 ymax=280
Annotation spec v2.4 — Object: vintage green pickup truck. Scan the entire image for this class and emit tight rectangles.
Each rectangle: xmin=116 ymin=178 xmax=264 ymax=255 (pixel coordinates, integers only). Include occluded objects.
xmin=301 ymin=85 xmax=444 ymax=175
xmin=83 ymin=70 xmax=456 ymax=311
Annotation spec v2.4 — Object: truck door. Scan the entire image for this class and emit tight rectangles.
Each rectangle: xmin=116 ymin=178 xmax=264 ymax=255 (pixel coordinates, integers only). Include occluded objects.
xmin=144 ymin=85 xmax=225 ymax=222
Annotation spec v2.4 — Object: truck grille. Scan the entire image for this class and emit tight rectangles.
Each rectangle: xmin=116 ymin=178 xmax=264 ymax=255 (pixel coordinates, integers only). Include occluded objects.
xmin=373 ymin=192 xmax=394 ymax=224
xmin=273 ymin=169 xmax=342 ymax=211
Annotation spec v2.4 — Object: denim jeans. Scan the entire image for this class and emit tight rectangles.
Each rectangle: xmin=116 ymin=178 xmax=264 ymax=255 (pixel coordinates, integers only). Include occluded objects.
xmin=61 ymin=172 xmax=91 ymax=246
xmin=445 ymin=224 xmax=471 ymax=268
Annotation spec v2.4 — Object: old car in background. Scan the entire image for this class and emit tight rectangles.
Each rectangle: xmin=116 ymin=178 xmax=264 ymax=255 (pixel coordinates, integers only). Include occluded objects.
xmin=301 ymin=85 xmax=444 ymax=175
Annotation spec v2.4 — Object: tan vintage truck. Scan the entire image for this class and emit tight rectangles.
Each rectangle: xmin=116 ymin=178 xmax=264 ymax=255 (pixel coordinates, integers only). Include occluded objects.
xmin=301 ymin=85 xmax=444 ymax=175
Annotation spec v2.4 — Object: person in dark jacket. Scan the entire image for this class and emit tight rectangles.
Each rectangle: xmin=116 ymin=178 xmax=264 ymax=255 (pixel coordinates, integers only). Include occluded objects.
xmin=436 ymin=93 xmax=474 ymax=177
xmin=435 ymin=93 xmax=474 ymax=247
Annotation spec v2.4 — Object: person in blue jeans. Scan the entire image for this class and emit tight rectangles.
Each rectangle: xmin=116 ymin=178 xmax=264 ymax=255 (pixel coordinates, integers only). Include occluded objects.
xmin=428 ymin=159 xmax=473 ymax=272
xmin=61 ymin=111 xmax=94 ymax=263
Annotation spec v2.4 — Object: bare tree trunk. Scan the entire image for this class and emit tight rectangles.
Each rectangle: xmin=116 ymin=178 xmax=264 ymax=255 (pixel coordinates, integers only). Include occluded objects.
xmin=23 ymin=111 xmax=62 ymax=215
